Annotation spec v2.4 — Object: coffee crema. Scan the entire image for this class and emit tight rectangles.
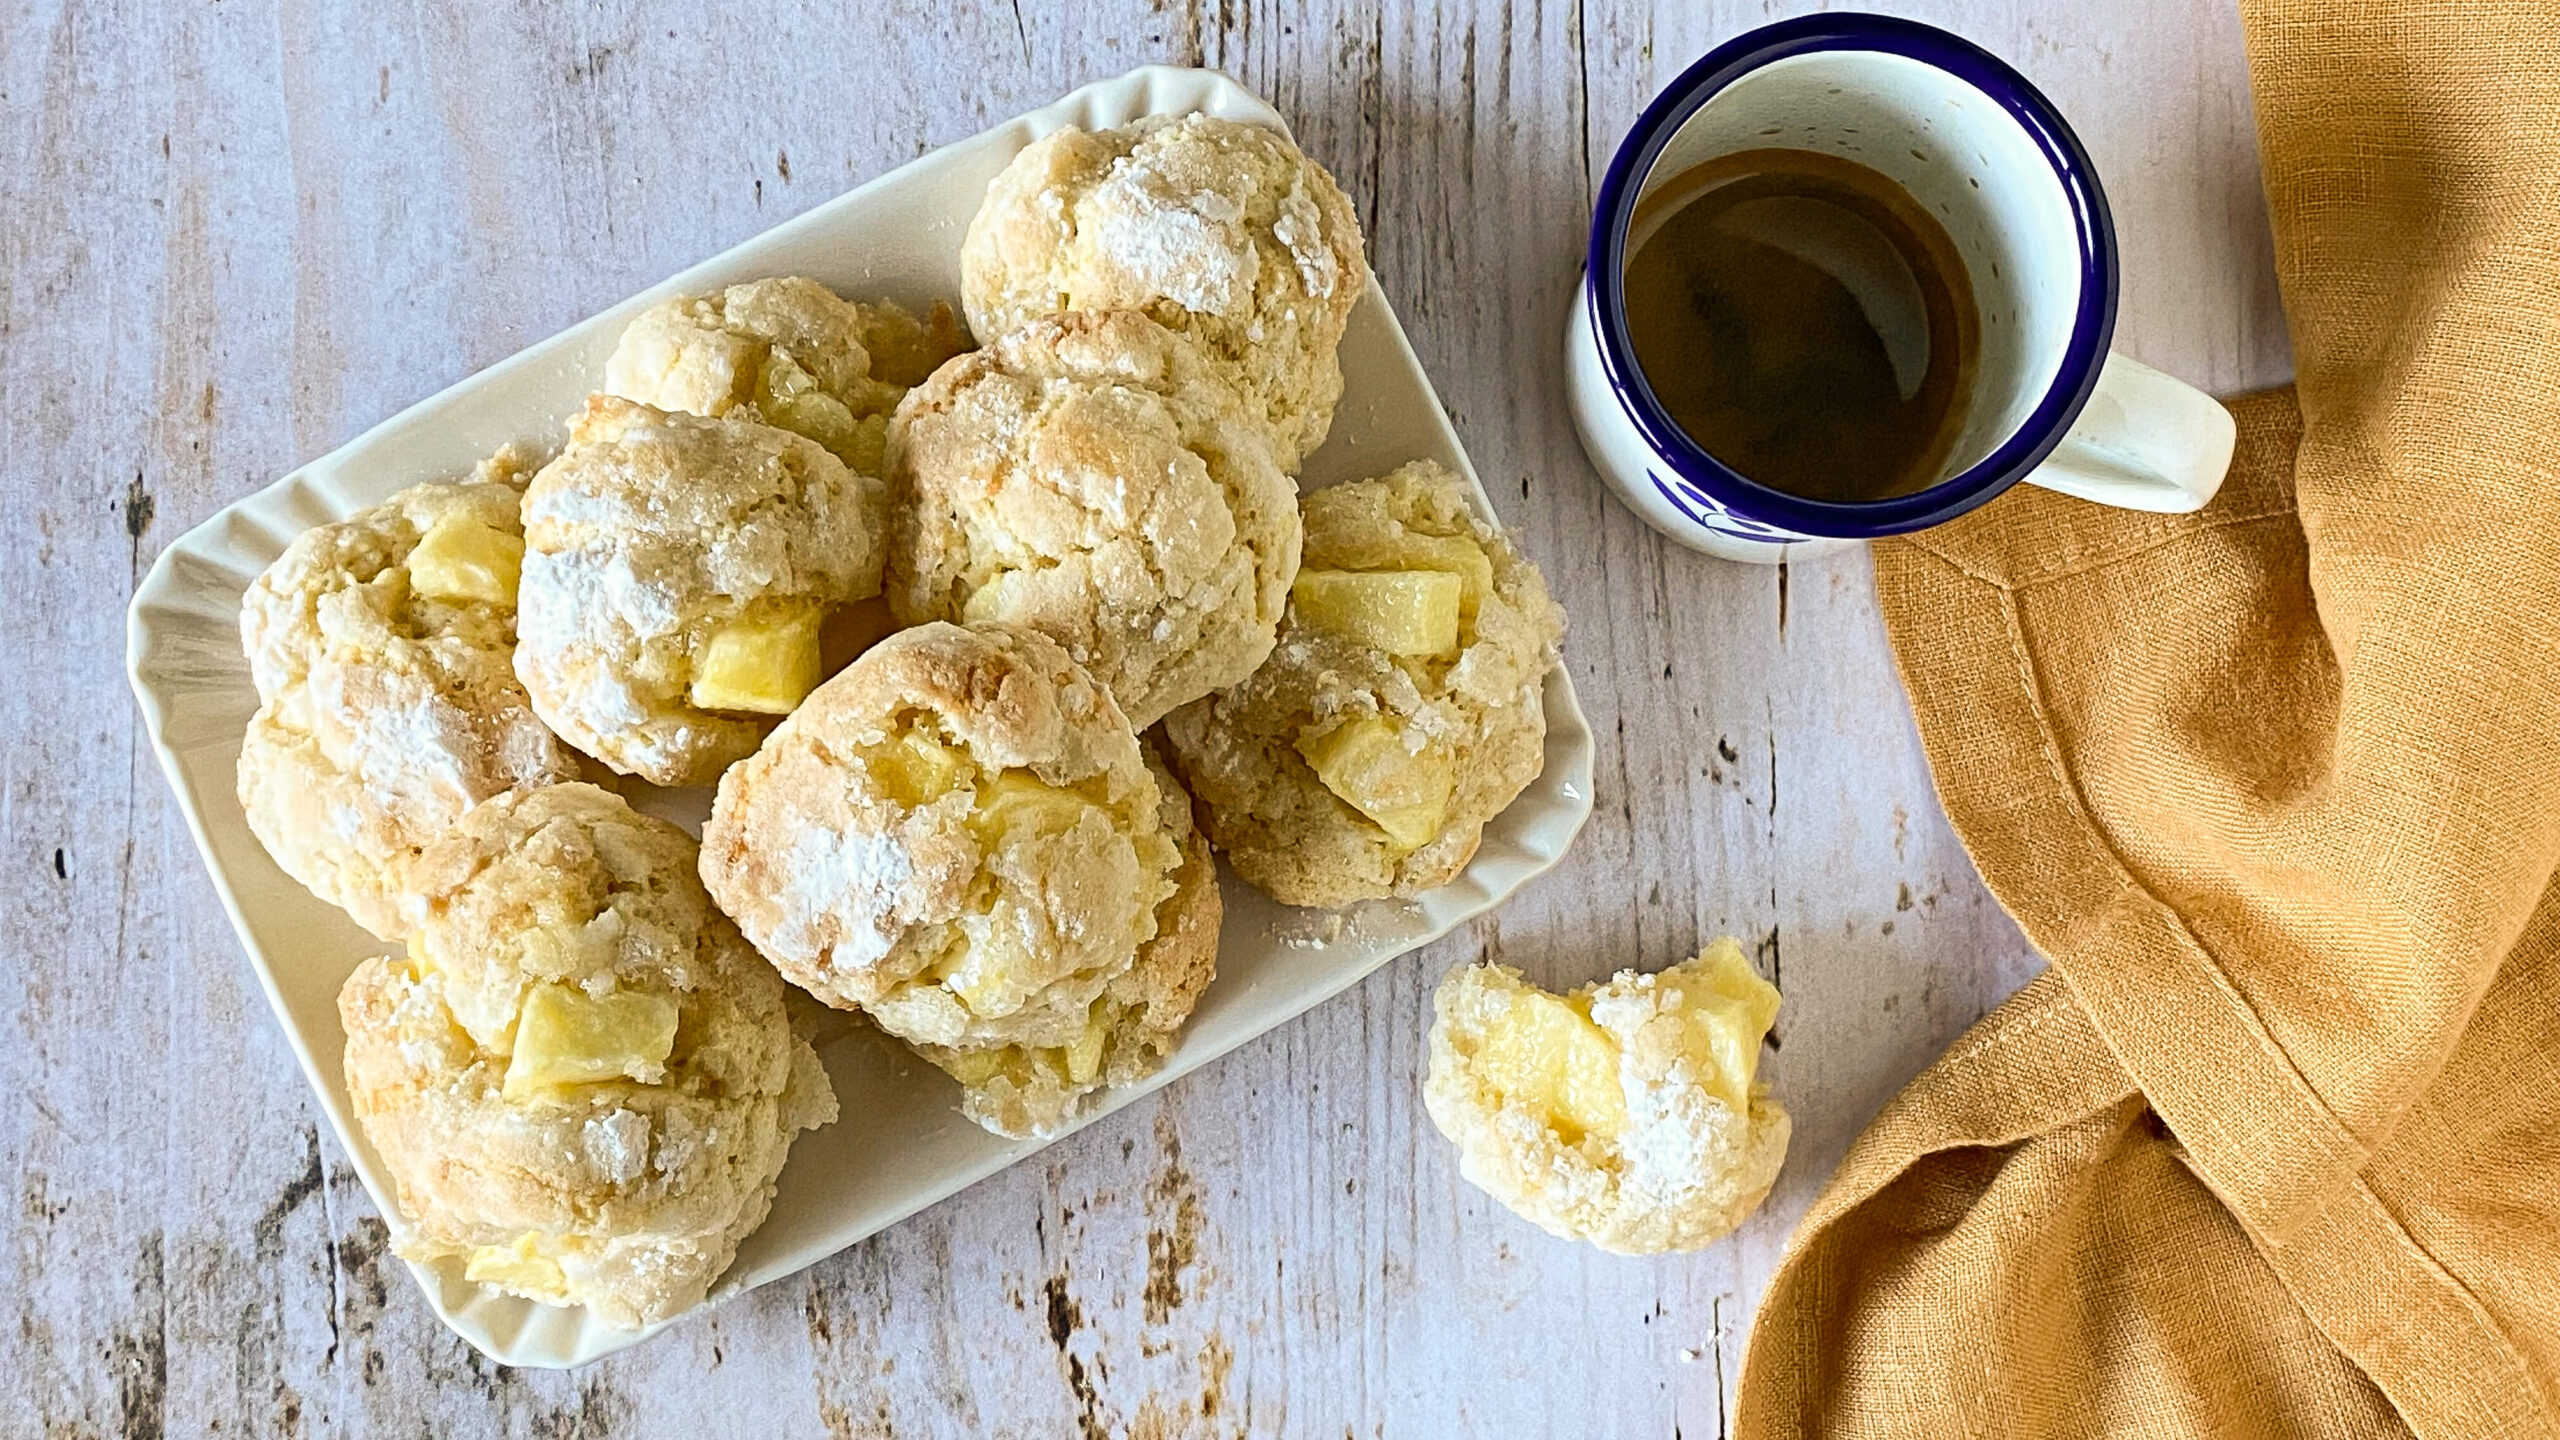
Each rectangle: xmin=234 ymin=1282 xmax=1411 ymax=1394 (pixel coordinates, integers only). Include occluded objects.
xmin=1622 ymin=147 xmax=1979 ymax=503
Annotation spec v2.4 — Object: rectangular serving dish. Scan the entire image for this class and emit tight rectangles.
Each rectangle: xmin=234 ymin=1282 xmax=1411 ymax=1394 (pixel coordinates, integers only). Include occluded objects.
xmin=125 ymin=65 xmax=1593 ymax=1368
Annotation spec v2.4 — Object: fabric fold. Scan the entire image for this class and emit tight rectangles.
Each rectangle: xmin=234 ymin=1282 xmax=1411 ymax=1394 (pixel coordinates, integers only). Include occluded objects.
xmin=1735 ymin=1 xmax=2560 ymax=1433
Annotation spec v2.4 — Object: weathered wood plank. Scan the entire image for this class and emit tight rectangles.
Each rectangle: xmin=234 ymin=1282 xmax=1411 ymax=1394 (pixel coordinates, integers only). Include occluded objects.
xmin=1 ymin=0 xmax=2279 ymax=1434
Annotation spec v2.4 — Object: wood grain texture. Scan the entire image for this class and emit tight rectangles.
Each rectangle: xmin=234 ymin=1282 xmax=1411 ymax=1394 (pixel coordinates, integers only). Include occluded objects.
xmin=0 ymin=0 xmax=2286 ymax=1434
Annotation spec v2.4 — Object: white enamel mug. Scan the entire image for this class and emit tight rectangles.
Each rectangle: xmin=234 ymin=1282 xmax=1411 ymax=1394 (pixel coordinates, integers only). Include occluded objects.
xmin=1564 ymin=14 xmax=2237 ymax=562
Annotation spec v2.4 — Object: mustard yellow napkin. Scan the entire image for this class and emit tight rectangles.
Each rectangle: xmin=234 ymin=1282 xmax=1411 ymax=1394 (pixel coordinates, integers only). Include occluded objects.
xmin=1735 ymin=2 xmax=2560 ymax=1433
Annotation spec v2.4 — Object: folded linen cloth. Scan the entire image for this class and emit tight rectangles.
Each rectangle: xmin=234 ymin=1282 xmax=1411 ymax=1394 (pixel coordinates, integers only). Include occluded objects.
xmin=1735 ymin=2 xmax=2560 ymax=1433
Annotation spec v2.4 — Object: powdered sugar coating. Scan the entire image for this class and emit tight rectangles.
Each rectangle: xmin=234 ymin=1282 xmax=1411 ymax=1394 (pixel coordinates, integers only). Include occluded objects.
xmin=907 ymin=746 xmax=1222 ymax=1138
xmin=700 ymin=623 xmax=1189 ymax=1055
xmin=961 ymin=114 xmax=1368 ymax=468
xmin=238 ymin=451 xmax=578 ymax=940
xmin=515 ymin=395 xmax=886 ymax=787
xmin=1422 ymin=944 xmax=1790 ymax=1255
xmin=886 ymin=310 xmax=1300 ymax=729
xmin=1163 ymin=461 xmax=1564 ymax=907
xmin=340 ymin=783 xmax=836 ymax=1329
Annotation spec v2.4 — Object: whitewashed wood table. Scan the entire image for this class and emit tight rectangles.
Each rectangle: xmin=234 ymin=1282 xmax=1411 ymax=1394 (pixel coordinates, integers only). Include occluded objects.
xmin=6 ymin=1 xmax=2289 ymax=1434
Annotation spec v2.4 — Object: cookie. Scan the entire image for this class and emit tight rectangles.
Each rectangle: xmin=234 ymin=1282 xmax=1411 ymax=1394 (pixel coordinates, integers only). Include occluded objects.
xmin=604 ymin=275 xmax=966 ymax=478
xmin=908 ymin=745 xmax=1221 ymax=1137
xmin=885 ymin=309 xmax=1299 ymax=729
xmin=339 ymin=783 xmax=836 ymax=1328
xmin=962 ymin=114 xmax=1368 ymax=468
xmin=1422 ymin=940 xmax=1789 ymax=1255
xmin=237 ymin=449 xmax=577 ymax=939
xmin=1162 ymin=460 xmax=1564 ymax=907
xmin=515 ymin=394 xmax=886 ymax=787
xmin=699 ymin=622 xmax=1190 ymax=1060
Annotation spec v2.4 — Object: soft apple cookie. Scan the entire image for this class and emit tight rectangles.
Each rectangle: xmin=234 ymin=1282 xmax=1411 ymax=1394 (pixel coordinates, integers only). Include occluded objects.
xmin=516 ymin=393 xmax=886 ymax=787
xmin=1423 ymin=940 xmax=1789 ymax=1255
xmin=339 ymin=783 xmax=836 ymax=1329
xmin=908 ymin=745 xmax=1221 ymax=1137
xmin=238 ymin=448 xmax=578 ymax=939
xmin=961 ymin=113 xmax=1368 ymax=469
xmin=700 ymin=623 xmax=1199 ymax=1092
xmin=1162 ymin=460 xmax=1564 ymax=907
xmin=604 ymin=275 xmax=966 ymax=478
xmin=885 ymin=309 xmax=1299 ymax=729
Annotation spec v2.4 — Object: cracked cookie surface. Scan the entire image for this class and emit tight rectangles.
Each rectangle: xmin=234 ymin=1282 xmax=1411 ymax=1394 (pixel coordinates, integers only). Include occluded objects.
xmin=339 ymin=783 xmax=835 ymax=1329
xmin=604 ymin=275 xmax=965 ymax=479
xmin=1163 ymin=460 xmax=1562 ymax=907
xmin=515 ymin=394 xmax=886 ymax=787
xmin=961 ymin=114 xmax=1367 ymax=469
xmin=700 ymin=623 xmax=1191 ymax=1067
xmin=238 ymin=449 xmax=577 ymax=940
xmin=907 ymin=744 xmax=1220 ymax=1138
xmin=886 ymin=310 xmax=1299 ymax=729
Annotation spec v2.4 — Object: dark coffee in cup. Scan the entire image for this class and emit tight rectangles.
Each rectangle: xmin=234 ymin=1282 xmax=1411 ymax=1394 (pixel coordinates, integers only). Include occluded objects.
xmin=1622 ymin=147 xmax=1979 ymax=503
xmin=1566 ymin=15 xmax=2235 ymax=563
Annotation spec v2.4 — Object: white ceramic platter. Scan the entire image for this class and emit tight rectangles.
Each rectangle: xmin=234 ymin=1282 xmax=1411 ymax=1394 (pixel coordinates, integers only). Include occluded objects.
xmin=125 ymin=65 xmax=1594 ymax=1368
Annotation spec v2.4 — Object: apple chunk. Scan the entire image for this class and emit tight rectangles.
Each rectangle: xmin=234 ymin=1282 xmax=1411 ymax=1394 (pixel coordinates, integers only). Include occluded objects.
xmin=1295 ymin=715 xmax=1454 ymax=851
xmin=971 ymin=771 xmax=1097 ymax=843
xmin=757 ymin=352 xmax=887 ymax=474
xmin=690 ymin=607 xmax=825 ymax=715
xmin=1653 ymin=942 xmax=1783 ymax=1110
xmin=502 ymin=983 xmax=680 ymax=1100
xmin=464 ymin=1235 xmax=569 ymax=1299
xmin=865 ymin=729 xmax=972 ymax=808
xmin=1386 ymin=533 xmax=1496 ymax=624
xmin=1290 ymin=569 xmax=1463 ymax=657
xmin=406 ymin=512 xmax=524 ymax=605
xmin=1475 ymin=988 xmax=1627 ymax=1145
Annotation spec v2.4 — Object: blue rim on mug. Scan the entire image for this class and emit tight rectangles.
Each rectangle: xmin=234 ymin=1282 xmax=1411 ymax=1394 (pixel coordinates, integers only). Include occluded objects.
xmin=1587 ymin=12 xmax=2119 ymax=540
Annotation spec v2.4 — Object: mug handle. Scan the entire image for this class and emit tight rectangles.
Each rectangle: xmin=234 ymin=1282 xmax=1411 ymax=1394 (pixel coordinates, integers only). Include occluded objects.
xmin=2020 ymin=353 xmax=2237 ymax=514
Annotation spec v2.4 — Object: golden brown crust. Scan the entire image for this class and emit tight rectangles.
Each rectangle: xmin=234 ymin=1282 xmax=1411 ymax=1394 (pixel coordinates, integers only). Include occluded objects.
xmin=514 ymin=395 xmax=886 ymax=787
xmin=339 ymin=783 xmax=835 ymax=1329
xmin=238 ymin=451 xmax=577 ymax=939
xmin=962 ymin=115 xmax=1368 ymax=468
xmin=884 ymin=310 xmax=1301 ymax=728
xmin=699 ymin=623 xmax=1188 ymax=1056
xmin=1163 ymin=461 xmax=1564 ymax=907
xmin=604 ymin=276 xmax=966 ymax=477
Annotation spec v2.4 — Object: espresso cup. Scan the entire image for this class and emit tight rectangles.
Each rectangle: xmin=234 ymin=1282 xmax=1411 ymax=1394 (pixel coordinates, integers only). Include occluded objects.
xmin=1564 ymin=13 xmax=2237 ymax=562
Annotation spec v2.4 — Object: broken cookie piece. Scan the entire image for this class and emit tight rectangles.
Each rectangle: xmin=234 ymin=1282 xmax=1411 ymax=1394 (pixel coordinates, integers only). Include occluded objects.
xmin=1423 ymin=938 xmax=1788 ymax=1255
